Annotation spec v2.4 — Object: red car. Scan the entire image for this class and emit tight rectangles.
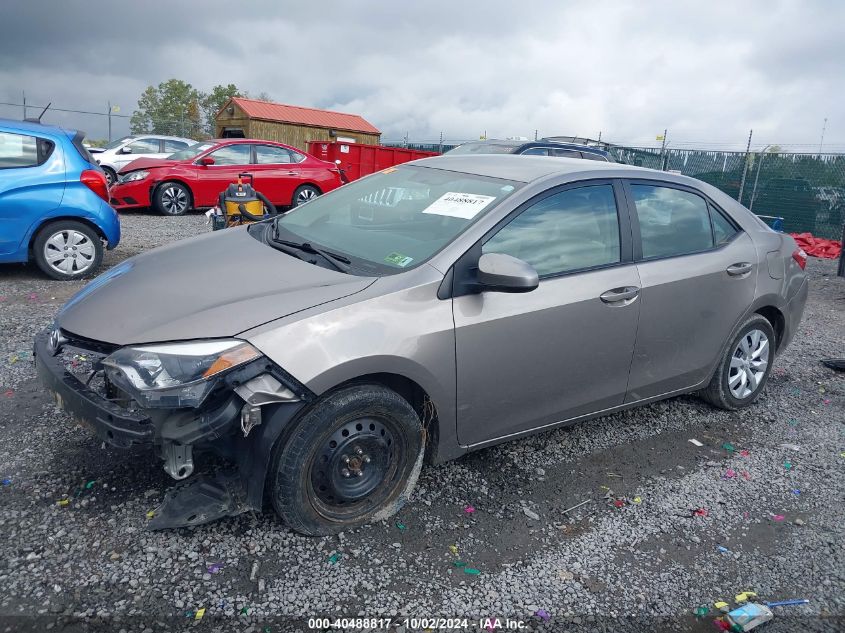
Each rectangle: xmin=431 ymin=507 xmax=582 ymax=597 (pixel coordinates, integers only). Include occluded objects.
xmin=109 ymin=139 xmax=343 ymax=215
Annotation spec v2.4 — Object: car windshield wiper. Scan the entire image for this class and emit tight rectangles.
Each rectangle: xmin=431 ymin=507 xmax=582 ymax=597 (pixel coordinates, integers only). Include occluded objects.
xmin=270 ymin=236 xmax=351 ymax=273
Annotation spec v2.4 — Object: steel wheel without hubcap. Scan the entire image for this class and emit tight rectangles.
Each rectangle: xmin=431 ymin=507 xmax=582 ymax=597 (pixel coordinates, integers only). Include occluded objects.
xmin=160 ymin=185 xmax=188 ymax=214
xmin=309 ymin=417 xmax=402 ymax=519
xmin=43 ymin=230 xmax=96 ymax=275
xmin=728 ymin=328 xmax=769 ymax=399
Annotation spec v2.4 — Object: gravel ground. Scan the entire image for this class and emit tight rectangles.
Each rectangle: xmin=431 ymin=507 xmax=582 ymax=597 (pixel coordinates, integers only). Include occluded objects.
xmin=0 ymin=213 xmax=843 ymax=633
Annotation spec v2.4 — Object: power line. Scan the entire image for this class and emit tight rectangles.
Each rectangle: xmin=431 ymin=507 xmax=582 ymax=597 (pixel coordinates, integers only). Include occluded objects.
xmin=0 ymin=101 xmax=132 ymax=119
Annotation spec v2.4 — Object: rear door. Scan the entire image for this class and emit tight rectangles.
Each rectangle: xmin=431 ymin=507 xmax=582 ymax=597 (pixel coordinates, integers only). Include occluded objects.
xmin=623 ymin=180 xmax=755 ymax=401
xmin=194 ymin=143 xmax=252 ymax=206
xmin=0 ymin=129 xmax=64 ymax=256
xmin=454 ymin=181 xmax=641 ymax=445
xmin=251 ymin=144 xmax=301 ymax=205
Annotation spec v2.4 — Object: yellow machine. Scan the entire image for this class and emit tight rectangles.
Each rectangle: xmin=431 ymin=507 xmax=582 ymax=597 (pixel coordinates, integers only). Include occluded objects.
xmin=211 ymin=173 xmax=277 ymax=230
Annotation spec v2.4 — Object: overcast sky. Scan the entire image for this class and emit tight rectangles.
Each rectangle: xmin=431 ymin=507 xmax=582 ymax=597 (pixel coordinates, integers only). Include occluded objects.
xmin=1 ymin=0 xmax=842 ymax=150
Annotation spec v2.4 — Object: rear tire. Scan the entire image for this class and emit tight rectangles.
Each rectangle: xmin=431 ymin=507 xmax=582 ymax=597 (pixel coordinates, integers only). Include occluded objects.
xmin=153 ymin=181 xmax=192 ymax=215
xmin=270 ymin=384 xmax=424 ymax=536
xmin=700 ymin=314 xmax=775 ymax=410
xmin=291 ymin=184 xmax=320 ymax=208
xmin=32 ymin=220 xmax=103 ymax=280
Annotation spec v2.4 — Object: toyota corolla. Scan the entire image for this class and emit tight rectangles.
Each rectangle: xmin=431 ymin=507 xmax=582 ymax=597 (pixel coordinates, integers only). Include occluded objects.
xmin=35 ymin=155 xmax=808 ymax=534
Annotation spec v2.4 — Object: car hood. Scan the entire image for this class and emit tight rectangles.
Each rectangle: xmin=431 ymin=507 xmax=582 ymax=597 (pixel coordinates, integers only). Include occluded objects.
xmin=119 ymin=157 xmax=181 ymax=173
xmin=56 ymin=227 xmax=376 ymax=345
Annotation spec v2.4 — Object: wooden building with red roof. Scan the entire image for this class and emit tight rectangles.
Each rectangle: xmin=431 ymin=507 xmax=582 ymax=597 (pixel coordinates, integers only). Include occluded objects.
xmin=214 ymin=97 xmax=381 ymax=150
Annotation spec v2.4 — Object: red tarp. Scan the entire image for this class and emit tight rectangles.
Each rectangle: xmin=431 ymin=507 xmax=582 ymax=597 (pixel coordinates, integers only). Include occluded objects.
xmin=790 ymin=232 xmax=842 ymax=260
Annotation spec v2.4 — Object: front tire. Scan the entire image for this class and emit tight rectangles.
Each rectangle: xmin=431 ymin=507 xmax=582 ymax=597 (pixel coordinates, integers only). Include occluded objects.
xmin=270 ymin=384 xmax=424 ymax=536
xmin=102 ymin=166 xmax=118 ymax=187
xmin=153 ymin=181 xmax=192 ymax=216
xmin=32 ymin=220 xmax=103 ymax=280
xmin=700 ymin=314 xmax=775 ymax=410
xmin=291 ymin=184 xmax=320 ymax=208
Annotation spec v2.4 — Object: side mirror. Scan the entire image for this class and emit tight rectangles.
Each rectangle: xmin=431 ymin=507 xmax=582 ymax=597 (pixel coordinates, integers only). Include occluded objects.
xmin=121 ymin=146 xmax=133 ymax=154
xmin=199 ymin=156 xmax=215 ymax=166
xmin=477 ymin=253 xmax=539 ymax=293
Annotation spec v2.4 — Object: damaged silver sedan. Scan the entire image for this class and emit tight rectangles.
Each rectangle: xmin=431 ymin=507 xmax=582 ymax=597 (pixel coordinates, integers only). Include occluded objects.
xmin=35 ymin=154 xmax=808 ymax=534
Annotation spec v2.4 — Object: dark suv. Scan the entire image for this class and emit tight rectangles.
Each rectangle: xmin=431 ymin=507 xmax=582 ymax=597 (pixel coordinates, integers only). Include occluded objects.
xmin=446 ymin=139 xmax=612 ymax=161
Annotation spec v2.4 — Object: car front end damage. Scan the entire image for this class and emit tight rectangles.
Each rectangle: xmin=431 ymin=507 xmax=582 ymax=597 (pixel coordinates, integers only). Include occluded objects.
xmin=34 ymin=326 xmax=311 ymax=529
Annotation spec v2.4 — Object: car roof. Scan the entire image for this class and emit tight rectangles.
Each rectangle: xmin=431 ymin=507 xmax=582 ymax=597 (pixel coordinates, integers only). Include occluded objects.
xmin=0 ymin=117 xmax=74 ymax=136
xmin=411 ymin=153 xmax=634 ymax=182
xmin=452 ymin=139 xmax=608 ymax=154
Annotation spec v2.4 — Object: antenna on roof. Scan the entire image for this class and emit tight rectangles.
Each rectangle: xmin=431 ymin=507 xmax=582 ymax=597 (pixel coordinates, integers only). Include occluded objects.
xmin=24 ymin=102 xmax=51 ymax=123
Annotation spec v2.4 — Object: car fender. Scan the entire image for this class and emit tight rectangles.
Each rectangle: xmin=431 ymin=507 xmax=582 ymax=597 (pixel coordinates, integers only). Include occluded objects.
xmin=25 ymin=199 xmax=120 ymax=252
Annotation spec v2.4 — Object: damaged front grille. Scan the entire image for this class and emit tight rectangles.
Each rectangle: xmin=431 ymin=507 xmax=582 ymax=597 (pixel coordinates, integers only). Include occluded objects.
xmin=55 ymin=331 xmax=135 ymax=409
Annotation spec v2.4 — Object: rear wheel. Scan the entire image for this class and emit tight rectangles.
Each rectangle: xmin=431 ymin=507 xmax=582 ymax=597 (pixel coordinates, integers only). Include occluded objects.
xmin=291 ymin=184 xmax=320 ymax=208
xmin=270 ymin=384 xmax=424 ymax=536
xmin=700 ymin=314 xmax=775 ymax=410
xmin=32 ymin=220 xmax=103 ymax=280
xmin=153 ymin=181 xmax=192 ymax=215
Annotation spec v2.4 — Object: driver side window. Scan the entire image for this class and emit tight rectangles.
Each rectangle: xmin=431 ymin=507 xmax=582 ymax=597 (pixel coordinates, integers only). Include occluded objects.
xmin=483 ymin=184 xmax=621 ymax=277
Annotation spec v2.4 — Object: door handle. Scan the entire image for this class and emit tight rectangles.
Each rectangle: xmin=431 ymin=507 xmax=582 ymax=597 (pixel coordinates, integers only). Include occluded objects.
xmin=726 ymin=262 xmax=753 ymax=276
xmin=599 ymin=286 xmax=640 ymax=303
xmin=286 ymin=171 xmax=300 ymax=176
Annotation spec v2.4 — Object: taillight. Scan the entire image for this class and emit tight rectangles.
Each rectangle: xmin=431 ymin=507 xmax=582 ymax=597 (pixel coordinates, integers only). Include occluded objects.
xmin=81 ymin=169 xmax=109 ymax=202
xmin=791 ymin=248 xmax=807 ymax=270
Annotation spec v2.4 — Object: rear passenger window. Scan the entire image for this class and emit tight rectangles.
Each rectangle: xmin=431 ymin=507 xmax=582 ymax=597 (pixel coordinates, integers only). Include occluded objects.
xmin=483 ymin=184 xmax=621 ymax=276
xmin=631 ymin=184 xmax=714 ymax=259
xmin=710 ymin=206 xmax=739 ymax=245
xmin=164 ymin=140 xmax=188 ymax=152
xmin=0 ymin=131 xmax=40 ymax=168
xmin=521 ymin=148 xmax=548 ymax=156
xmin=550 ymin=149 xmax=583 ymax=159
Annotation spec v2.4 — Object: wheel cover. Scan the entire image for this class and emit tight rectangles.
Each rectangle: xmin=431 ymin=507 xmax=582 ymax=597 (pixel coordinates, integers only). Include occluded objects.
xmin=161 ymin=186 xmax=188 ymax=213
xmin=728 ymin=328 xmax=770 ymax=399
xmin=43 ymin=230 xmax=96 ymax=275
xmin=104 ymin=169 xmax=115 ymax=186
xmin=308 ymin=417 xmax=402 ymax=519
xmin=297 ymin=188 xmax=317 ymax=204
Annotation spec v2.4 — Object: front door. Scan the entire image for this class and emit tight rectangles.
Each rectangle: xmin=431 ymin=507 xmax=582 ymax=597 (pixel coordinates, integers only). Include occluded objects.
xmin=195 ymin=143 xmax=252 ymax=207
xmin=454 ymin=182 xmax=641 ymax=446
xmin=623 ymin=181 xmax=757 ymax=401
xmin=114 ymin=137 xmax=164 ymax=170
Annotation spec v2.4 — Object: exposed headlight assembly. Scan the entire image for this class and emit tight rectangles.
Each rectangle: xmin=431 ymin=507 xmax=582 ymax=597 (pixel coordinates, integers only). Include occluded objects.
xmin=103 ymin=339 xmax=261 ymax=408
xmin=120 ymin=170 xmax=149 ymax=183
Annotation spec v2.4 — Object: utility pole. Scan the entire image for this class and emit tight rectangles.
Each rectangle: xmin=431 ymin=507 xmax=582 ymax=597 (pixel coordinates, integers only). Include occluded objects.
xmin=597 ymin=130 xmax=602 ymax=143
xmin=438 ymin=131 xmax=443 ymax=153
xmin=107 ymin=101 xmax=112 ymax=142
xmin=737 ymin=129 xmax=753 ymax=204
xmin=534 ymin=129 xmax=538 ymax=141
xmin=22 ymin=91 xmax=26 ymax=119
xmin=659 ymin=129 xmax=668 ymax=170
xmin=818 ymin=117 xmax=828 ymax=156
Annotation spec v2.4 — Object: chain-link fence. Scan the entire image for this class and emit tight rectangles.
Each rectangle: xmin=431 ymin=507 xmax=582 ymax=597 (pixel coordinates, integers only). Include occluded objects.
xmin=390 ymin=141 xmax=845 ymax=240
xmin=614 ymin=147 xmax=845 ymax=239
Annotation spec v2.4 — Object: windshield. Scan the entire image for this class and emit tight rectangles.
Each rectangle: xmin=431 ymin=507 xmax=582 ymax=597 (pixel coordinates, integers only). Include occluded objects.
xmin=446 ymin=142 xmax=520 ymax=155
xmin=102 ymin=135 xmax=134 ymax=150
xmin=168 ymin=141 xmax=216 ymax=160
xmin=275 ymin=166 xmax=521 ymax=274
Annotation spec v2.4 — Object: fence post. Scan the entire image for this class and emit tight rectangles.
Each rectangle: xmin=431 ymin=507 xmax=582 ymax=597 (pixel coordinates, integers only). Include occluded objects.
xmin=749 ymin=145 xmax=771 ymax=212
xmin=737 ymin=129 xmax=753 ymax=204
xmin=838 ymin=221 xmax=845 ymax=278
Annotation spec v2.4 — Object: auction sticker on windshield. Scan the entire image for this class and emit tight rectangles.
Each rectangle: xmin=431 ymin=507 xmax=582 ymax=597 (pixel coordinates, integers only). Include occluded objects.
xmin=385 ymin=252 xmax=414 ymax=267
xmin=422 ymin=192 xmax=496 ymax=220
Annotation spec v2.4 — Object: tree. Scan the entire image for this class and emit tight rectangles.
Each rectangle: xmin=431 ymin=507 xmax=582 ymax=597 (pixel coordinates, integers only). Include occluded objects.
xmin=200 ymin=84 xmax=242 ymax=136
xmin=129 ymin=79 xmax=203 ymax=138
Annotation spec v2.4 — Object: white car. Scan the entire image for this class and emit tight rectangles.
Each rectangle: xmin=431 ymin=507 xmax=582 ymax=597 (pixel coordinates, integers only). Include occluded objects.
xmin=90 ymin=135 xmax=195 ymax=185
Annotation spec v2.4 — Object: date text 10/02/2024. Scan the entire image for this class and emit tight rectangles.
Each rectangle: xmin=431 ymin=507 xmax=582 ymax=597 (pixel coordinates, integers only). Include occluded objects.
xmin=307 ymin=617 xmax=528 ymax=630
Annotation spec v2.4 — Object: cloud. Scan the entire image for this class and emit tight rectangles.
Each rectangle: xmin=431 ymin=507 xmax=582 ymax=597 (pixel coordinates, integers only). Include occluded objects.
xmin=1 ymin=0 xmax=841 ymax=149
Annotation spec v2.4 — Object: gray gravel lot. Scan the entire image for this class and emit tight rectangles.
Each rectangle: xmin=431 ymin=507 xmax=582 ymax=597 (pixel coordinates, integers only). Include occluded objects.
xmin=0 ymin=212 xmax=843 ymax=633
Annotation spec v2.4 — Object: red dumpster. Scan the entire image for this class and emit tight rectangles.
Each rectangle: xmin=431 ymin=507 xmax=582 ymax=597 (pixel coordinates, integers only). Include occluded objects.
xmin=306 ymin=141 xmax=438 ymax=182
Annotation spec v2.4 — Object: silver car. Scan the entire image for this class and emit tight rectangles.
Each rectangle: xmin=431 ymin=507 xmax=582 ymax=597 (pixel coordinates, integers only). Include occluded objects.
xmin=89 ymin=134 xmax=195 ymax=185
xmin=35 ymin=155 xmax=808 ymax=534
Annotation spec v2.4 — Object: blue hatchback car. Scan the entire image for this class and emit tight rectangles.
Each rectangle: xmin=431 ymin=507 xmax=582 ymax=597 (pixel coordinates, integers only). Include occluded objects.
xmin=0 ymin=118 xmax=120 ymax=279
